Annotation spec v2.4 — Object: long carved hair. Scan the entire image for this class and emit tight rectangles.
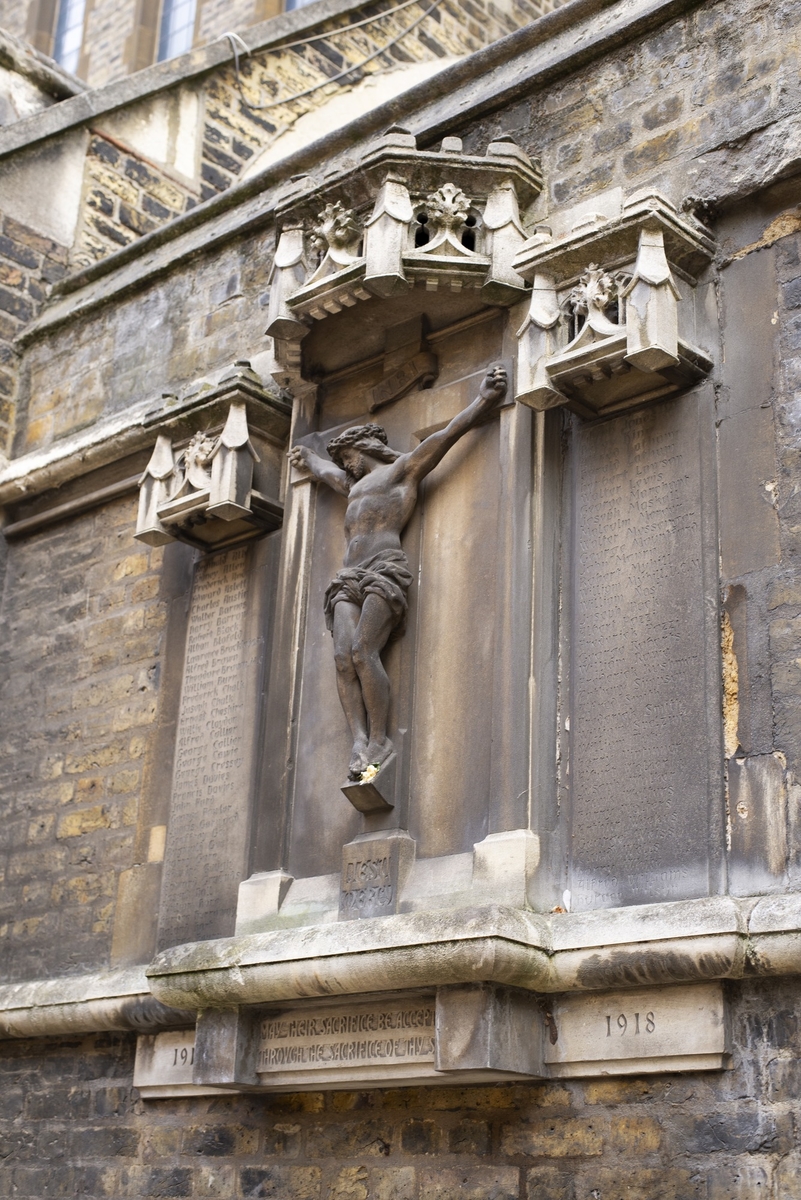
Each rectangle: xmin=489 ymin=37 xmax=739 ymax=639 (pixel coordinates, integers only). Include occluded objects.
xmin=326 ymin=424 xmax=400 ymax=475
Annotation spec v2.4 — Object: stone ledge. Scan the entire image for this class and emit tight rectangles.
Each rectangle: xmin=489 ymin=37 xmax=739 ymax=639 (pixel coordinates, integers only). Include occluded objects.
xmin=0 ymin=966 xmax=193 ymax=1039
xmin=4 ymin=895 xmax=801 ymax=1040
xmin=145 ymin=900 xmax=750 ymax=1011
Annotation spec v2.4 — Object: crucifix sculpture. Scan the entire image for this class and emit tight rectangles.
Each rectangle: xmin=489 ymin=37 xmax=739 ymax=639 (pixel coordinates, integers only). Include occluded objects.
xmin=289 ymin=366 xmax=508 ymax=782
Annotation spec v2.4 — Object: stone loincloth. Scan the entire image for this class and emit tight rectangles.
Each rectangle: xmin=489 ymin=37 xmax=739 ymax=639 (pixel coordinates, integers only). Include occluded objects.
xmin=324 ymin=549 xmax=414 ymax=638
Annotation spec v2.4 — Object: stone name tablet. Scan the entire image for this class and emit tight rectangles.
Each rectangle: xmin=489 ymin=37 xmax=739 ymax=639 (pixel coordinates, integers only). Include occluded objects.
xmin=257 ymin=997 xmax=436 ymax=1087
xmin=134 ymin=1030 xmax=234 ymax=1098
xmin=544 ymin=982 xmax=728 ymax=1077
xmin=570 ymin=395 xmax=716 ymax=908
xmin=157 ymin=545 xmax=265 ymax=947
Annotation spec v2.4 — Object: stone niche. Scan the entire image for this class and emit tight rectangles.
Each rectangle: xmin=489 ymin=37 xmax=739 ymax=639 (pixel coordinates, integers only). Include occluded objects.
xmin=253 ymin=129 xmax=544 ymax=926
xmin=135 ymin=361 xmax=289 ymax=551
xmin=141 ymin=131 xmax=728 ymax=1094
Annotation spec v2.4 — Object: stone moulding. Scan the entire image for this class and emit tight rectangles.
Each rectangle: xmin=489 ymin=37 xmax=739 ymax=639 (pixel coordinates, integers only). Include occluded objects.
xmin=4 ymin=894 xmax=801 ymax=1040
xmin=0 ymin=967 xmax=192 ymax=1040
xmin=513 ymin=189 xmax=716 ymax=419
xmin=146 ymin=894 xmax=801 ymax=1011
xmin=136 ymin=401 xmax=280 ymax=550
xmin=265 ymin=128 xmax=542 ymax=371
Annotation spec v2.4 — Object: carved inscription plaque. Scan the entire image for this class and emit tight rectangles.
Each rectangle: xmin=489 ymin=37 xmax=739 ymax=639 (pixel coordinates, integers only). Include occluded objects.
xmin=544 ymin=982 xmax=728 ymax=1077
xmin=158 ymin=546 xmax=263 ymax=947
xmin=339 ymin=832 xmax=413 ymax=920
xmin=257 ymin=997 xmax=436 ymax=1087
xmin=134 ymin=1030 xmax=233 ymax=1097
xmin=570 ymin=397 xmax=712 ymax=908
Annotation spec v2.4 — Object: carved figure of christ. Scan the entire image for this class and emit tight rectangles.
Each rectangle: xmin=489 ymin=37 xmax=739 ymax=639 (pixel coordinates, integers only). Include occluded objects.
xmin=288 ymin=365 xmax=508 ymax=781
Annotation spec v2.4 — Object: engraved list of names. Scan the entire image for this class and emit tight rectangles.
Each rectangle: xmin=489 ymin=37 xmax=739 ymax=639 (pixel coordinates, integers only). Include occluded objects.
xmin=570 ymin=396 xmax=712 ymax=909
xmin=158 ymin=546 xmax=262 ymax=947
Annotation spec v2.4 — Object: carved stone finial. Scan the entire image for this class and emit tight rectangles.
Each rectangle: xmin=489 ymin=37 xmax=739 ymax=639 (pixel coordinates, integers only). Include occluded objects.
xmin=425 ymin=183 xmax=471 ymax=232
xmin=172 ymin=431 xmax=216 ymax=498
xmin=311 ymin=201 xmax=361 ymax=255
xmin=568 ymin=264 xmax=617 ymax=320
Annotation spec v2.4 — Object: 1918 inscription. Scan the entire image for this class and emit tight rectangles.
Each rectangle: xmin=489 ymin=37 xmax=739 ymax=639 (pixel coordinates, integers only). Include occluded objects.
xmin=544 ymin=982 xmax=728 ymax=1077
xmin=570 ymin=398 xmax=711 ymax=908
xmin=158 ymin=547 xmax=262 ymax=947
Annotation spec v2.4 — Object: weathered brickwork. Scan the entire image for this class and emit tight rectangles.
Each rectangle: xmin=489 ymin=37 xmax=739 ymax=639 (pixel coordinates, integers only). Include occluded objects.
xmin=458 ymin=0 xmax=799 ymax=213
xmin=194 ymin=0 xmax=547 ymax=200
xmin=16 ymin=228 xmax=274 ymax=457
xmin=0 ymin=496 xmax=169 ymax=980
xmin=71 ymin=132 xmax=198 ymax=268
xmin=0 ymin=980 xmax=798 ymax=1198
xmin=2 ymin=0 xmax=801 ymax=1195
xmin=79 ymin=0 xmax=139 ymax=88
xmin=0 ymin=214 xmax=69 ymax=456
xmin=2 ymin=0 xmax=554 ymax=90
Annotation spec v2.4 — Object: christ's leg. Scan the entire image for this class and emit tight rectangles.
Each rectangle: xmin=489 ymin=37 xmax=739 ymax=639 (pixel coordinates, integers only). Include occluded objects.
xmin=332 ymin=600 xmax=369 ymax=778
xmin=351 ymin=593 xmax=396 ymax=770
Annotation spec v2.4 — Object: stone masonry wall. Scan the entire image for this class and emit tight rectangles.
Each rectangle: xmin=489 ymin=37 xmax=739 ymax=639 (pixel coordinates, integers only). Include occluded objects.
xmin=0 ymin=494 xmax=171 ymax=981
xmin=15 ymin=227 xmax=274 ymax=458
xmin=1 ymin=0 xmax=554 ymax=90
xmin=3 ymin=1 xmax=801 ymax=1197
xmin=72 ymin=0 xmax=542 ymax=265
xmin=0 ymin=979 xmax=798 ymax=1198
xmin=194 ymin=0 xmax=547 ymax=202
xmin=0 ymin=213 xmax=69 ymax=457
xmin=71 ymin=131 xmax=199 ymax=268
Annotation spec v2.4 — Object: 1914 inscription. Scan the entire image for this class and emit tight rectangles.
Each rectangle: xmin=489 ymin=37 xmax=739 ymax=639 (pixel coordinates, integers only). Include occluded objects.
xmin=158 ymin=546 xmax=262 ymax=947
xmin=570 ymin=398 xmax=711 ymax=908
xmin=258 ymin=999 xmax=436 ymax=1074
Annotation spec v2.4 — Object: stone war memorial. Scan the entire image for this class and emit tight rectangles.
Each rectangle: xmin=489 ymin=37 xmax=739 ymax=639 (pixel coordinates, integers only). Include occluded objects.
xmin=2 ymin=0 xmax=801 ymax=1195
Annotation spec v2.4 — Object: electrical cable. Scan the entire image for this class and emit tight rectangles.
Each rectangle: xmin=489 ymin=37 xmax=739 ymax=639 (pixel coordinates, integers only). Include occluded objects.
xmin=220 ymin=0 xmax=444 ymax=113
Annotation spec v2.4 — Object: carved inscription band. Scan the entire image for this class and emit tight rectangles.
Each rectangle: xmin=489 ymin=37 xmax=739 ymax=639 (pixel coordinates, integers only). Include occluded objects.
xmin=258 ymin=1001 xmax=436 ymax=1073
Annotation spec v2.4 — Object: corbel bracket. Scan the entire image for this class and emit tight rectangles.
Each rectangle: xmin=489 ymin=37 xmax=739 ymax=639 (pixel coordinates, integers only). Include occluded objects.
xmin=512 ymin=191 xmax=716 ymax=420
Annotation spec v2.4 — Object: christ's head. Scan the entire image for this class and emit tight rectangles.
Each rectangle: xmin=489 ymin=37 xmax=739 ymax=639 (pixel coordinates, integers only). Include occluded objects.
xmin=327 ymin=424 xmax=400 ymax=482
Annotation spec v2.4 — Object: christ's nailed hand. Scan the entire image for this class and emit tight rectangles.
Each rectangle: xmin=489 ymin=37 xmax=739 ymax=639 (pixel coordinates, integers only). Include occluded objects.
xmin=480 ymin=365 xmax=508 ymax=404
xmin=288 ymin=445 xmax=312 ymax=473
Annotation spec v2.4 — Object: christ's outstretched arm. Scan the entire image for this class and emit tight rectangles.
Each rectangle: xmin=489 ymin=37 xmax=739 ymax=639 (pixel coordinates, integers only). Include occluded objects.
xmin=400 ymin=365 xmax=507 ymax=485
xmin=288 ymin=445 xmax=350 ymax=495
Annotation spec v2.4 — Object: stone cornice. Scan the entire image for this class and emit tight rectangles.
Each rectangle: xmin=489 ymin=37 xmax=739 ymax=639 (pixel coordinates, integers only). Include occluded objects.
xmin=0 ymin=967 xmax=192 ymax=1039
xmin=1 ymin=894 xmax=799 ymax=1040
xmin=0 ymin=28 xmax=86 ymax=101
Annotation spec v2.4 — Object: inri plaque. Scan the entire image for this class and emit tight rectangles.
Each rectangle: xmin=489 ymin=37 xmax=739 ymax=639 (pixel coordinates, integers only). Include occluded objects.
xmin=570 ymin=395 xmax=718 ymax=908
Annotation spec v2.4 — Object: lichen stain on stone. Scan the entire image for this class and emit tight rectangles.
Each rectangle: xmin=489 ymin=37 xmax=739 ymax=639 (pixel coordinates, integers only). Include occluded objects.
xmin=721 ymin=607 xmax=739 ymax=760
xmin=575 ymin=949 xmax=736 ymax=991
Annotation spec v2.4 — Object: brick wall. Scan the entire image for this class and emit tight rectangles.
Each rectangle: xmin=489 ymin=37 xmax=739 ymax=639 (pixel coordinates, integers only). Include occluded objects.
xmin=0 ymin=979 xmax=798 ymax=1198
xmin=0 ymin=496 xmax=170 ymax=981
xmin=0 ymin=214 xmax=69 ymax=457
xmin=15 ymin=227 xmax=274 ymax=457
xmin=457 ymin=0 xmax=796 ymax=213
xmin=2 ymin=0 xmax=555 ymax=89
xmin=71 ymin=132 xmax=198 ymax=269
